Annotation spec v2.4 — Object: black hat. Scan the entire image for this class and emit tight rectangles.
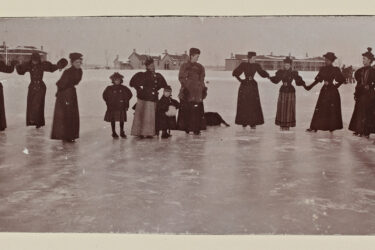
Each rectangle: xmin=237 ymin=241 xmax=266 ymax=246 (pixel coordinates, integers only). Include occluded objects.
xmin=110 ymin=72 xmax=124 ymax=80
xmin=247 ymin=51 xmax=256 ymax=58
xmin=31 ymin=52 xmax=41 ymax=62
xmin=144 ymin=57 xmax=154 ymax=66
xmin=164 ymin=85 xmax=172 ymax=91
xmin=189 ymin=48 xmax=201 ymax=56
xmin=283 ymin=56 xmax=293 ymax=64
xmin=362 ymin=47 xmax=375 ymax=61
xmin=69 ymin=52 xmax=83 ymax=62
xmin=323 ymin=52 xmax=337 ymax=62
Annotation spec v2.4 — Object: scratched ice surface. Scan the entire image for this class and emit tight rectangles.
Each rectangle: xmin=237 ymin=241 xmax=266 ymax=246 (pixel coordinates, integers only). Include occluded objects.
xmin=0 ymin=69 xmax=375 ymax=234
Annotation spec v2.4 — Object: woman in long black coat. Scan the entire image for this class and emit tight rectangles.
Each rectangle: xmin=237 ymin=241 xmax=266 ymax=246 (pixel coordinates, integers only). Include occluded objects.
xmin=0 ymin=60 xmax=17 ymax=131
xmin=270 ymin=57 xmax=305 ymax=130
xmin=51 ymin=53 xmax=83 ymax=142
xmin=232 ymin=51 xmax=270 ymax=129
xmin=348 ymin=48 xmax=375 ymax=138
xmin=304 ymin=52 xmax=346 ymax=132
xmin=16 ymin=52 xmax=67 ymax=128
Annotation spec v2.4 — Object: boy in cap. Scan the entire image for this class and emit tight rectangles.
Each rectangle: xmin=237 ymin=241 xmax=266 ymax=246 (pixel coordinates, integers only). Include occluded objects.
xmin=156 ymin=85 xmax=180 ymax=138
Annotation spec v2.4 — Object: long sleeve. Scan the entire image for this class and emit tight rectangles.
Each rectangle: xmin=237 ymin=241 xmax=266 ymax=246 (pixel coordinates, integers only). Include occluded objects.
xmin=334 ymin=67 xmax=346 ymax=88
xmin=292 ymin=71 xmax=305 ymax=86
xmin=178 ymin=63 xmax=189 ymax=87
xmin=200 ymin=64 xmax=206 ymax=83
xmin=16 ymin=62 xmax=30 ymax=75
xmin=0 ymin=61 xmax=14 ymax=73
xmin=56 ymin=70 xmax=71 ymax=91
xmin=171 ymin=99 xmax=180 ymax=109
xmin=157 ymin=74 xmax=168 ymax=90
xmin=42 ymin=61 xmax=59 ymax=73
xmin=157 ymin=98 xmax=170 ymax=113
xmin=256 ymin=64 xmax=270 ymax=78
xmin=269 ymin=70 xmax=283 ymax=84
xmin=103 ymin=86 xmax=109 ymax=102
xmin=232 ymin=62 xmax=244 ymax=78
xmin=129 ymin=72 xmax=143 ymax=89
xmin=124 ymin=86 xmax=133 ymax=100
xmin=314 ymin=68 xmax=324 ymax=83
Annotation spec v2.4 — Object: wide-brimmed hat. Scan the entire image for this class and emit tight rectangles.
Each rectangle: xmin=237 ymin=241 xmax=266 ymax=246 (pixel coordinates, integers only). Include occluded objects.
xmin=362 ymin=47 xmax=375 ymax=61
xmin=323 ymin=52 xmax=337 ymax=62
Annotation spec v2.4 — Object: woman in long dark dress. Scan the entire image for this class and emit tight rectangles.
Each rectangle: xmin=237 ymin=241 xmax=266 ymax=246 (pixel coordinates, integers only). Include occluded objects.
xmin=51 ymin=53 xmax=83 ymax=142
xmin=16 ymin=52 xmax=68 ymax=128
xmin=232 ymin=51 xmax=270 ymax=129
xmin=130 ymin=57 xmax=168 ymax=138
xmin=304 ymin=52 xmax=345 ymax=132
xmin=348 ymin=48 xmax=375 ymax=138
xmin=270 ymin=57 xmax=305 ymax=130
xmin=0 ymin=60 xmax=17 ymax=131
xmin=177 ymin=48 xmax=207 ymax=135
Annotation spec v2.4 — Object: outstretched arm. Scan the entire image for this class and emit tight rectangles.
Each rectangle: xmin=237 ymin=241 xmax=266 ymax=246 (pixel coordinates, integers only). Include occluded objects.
xmin=42 ymin=58 xmax=68 ymax=73
xmin=292 ymin=71 xmax=306 ymax=87
xmin=269 ymin=70 xmax=283 ymax=84
xmin=256 ymin=64 xmax=270 ymax=79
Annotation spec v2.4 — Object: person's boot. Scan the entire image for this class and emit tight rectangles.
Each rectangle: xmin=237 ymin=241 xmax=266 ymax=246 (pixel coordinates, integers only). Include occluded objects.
xmin=120 ymin=131 xmax=127 ymax=138
xmin=193 ymin=130 xmax=201 ymax=135
xmin=112 ymin=132 xmax=119 ymax=138
xmin=250 ymin=125 xmax=256 ymax=129
xmin=161 ymin=130 xmax=169 ymax=139
xmin=306 ymin=128 xmax=317 ymax=133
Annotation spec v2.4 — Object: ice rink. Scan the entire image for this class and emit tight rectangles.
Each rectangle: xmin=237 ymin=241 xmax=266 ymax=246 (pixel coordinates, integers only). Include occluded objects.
xmin=0 ymin=69 xmax=375 ymax=234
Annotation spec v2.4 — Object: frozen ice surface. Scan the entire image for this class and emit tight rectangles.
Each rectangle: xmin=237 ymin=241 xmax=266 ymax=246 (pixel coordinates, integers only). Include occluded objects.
xmin=0 ymin=70 xmax=375 ymax=234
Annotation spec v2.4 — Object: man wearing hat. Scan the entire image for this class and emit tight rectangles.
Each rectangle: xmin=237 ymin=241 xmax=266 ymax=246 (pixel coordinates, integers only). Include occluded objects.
xmin=270 ymin=56 xmax=306 ymax=130
xmin=129 ymin=56 xmax=168 ymax=138
xmin=349 ymin=48 xmax=375 ymax=138
xmin=177 ymin=47 xmax=207 ymax=135
xmin=304 ymin=52 xmax=345 ymax=133
xmin=103 ymin=72 xmax=133 ymax=138
xmin=232 ymin=51 xmax=270 ymax=129
xmin=0 ymin=59 xmax=18 ymax=131
xmin=16 ymin=52 xmax=68 ymax=129
xmin=51 ymin=52 xmax=83 ymax=142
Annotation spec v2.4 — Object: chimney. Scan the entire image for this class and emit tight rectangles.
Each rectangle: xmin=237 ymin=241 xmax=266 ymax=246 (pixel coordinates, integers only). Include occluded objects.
xmin=133 ymin=49 xmax=136 ymax=53
xmin=41 ymin=45 xmax=44 ymax=51
xmin=288 ymin=52 xmax=291 ymax=57
xmin=270 ymin=51 xmax=273 ymax=56
xmin=306 ymin=52 xmax=308 ymax=58
xmin=164 ymin=49 xmax=168 ymax=54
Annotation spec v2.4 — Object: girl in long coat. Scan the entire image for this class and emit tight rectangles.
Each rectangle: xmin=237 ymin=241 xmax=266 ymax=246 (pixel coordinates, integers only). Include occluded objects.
xmin=348 ymin=48 xmax=375 ymax=138
xmin=0 ymin=60 xmax=17 ymax=131
xmin=130 ymin=57 xmax=168 ymax=138
xmin=51 ymin=53 xmax=83 ymax=142
xmin=16 ymin=52 xmax=68 ymax=128
xmin=103 ymin=72 xmax=133 ymax=138
xmin=304 ymin=52 xmax=346 ymax=132
xmin=177 ymin=47 xmax=207 ymax=135
xmin=270 ymin=57 xmax=305 ymax=130
xmin=232 ymin=51 xmax=270 ymax=129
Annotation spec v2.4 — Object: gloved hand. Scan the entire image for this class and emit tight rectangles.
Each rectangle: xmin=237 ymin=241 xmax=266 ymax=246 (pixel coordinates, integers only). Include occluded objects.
xmin=57 ymin=58 xmax=68 ymax=69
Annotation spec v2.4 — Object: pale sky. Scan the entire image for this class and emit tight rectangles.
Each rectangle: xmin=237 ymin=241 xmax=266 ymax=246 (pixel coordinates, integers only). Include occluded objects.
xmin=1 ymin=16 xmax=374 ymax=67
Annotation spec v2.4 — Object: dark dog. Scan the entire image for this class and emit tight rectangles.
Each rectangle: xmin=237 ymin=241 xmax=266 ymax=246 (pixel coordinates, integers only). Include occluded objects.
xmin=204 ymin=112 xmax=230 ymax=127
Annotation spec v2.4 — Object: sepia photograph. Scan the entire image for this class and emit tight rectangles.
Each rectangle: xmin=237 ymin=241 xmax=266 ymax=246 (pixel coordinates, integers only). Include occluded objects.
xmin=1 ymin=0 xmax=375 ymax=247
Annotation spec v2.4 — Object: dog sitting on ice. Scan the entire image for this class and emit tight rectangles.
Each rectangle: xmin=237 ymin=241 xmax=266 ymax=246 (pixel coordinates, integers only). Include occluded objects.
xmin=204 ymin=112 xmax=230 ymax=127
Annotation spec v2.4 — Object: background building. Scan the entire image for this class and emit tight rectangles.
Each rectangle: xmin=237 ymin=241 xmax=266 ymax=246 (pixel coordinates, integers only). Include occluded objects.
xmin=0 ymin=42 xmax=47 ymax=64
xmin=225 ymin=53 xmax=325 ymax=71
xmin=160 ymin=50 xmax=189 ymax=70
xmin=127 ymin=49 xmax=161 ymax=69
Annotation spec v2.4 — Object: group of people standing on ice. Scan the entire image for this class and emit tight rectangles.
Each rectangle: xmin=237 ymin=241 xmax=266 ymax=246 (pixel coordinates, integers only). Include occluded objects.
xmin=1 ymin=46 xmax=375 ymax=142
xmin=232 ymin=48 xmax=375 ymax=138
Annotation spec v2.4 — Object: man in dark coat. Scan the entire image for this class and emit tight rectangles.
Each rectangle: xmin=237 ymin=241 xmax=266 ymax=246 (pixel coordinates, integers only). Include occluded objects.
xmin=51 ymin=53 xmax=83 ymax=142
xmin=177 ymin=47 xmax=207 ymax=135
xmin=349 ymin=48 xmax=375 ymax=138
xmin=16 ymin=52 xmax=68 ymax=128
xmin=0 ymin=60 xmax=17 ymax=131
xmin=232 ymin=51 xmax=270 ymax=129
xmin=304 ymin=52 xmax=346 ymax=132
xmin=156 ymin=85 xmax=180 ymax=138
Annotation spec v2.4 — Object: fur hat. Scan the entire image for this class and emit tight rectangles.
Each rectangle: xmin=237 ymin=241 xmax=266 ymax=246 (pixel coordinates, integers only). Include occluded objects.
xmin=144 ymin=57 xmax=154 ymax=66
xmin=247 ymin=51 xmax=256 ymax=58
xmin=189 ymin=48 xmax=201 ymax=56
xmin=110 ymin=72 xmax=124 ymax=83
xmin=283 ymin=56 xmax=293 ymax=64
xmin=69 ymin=52 xmax=83 ymax=62
xmin=362 ymin=47 xmax=375 ymax=61
xmin=323 ymin=52 xmax=337 ymax=62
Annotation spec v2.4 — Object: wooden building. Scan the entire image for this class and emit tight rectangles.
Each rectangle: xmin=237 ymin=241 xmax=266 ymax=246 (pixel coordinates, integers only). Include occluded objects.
xmin=159 ymin=50 xmax=189 ymax=70
xmin=0 ymin=42 xmax=47 ymax=64
xmin=225 ymin=53 xmax=325 ymax=71
xmin=127 ymin=49 xmax=161 ymax=69
xmin=113 ymin=55 xmax=133 ymax=70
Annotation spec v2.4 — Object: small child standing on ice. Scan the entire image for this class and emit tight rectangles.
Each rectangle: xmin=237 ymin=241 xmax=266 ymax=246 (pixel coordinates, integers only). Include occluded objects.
xmin=156 ymin=85 xmax=180 ymax=138
xmin=103 ymin=72 xmax=133 ymax=138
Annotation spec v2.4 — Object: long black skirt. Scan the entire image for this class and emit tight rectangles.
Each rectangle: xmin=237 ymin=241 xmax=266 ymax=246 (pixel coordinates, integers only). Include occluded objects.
xmin=309 ymin=84 xmax=343 ymax=131
xmin=0 ymin=83 xmax=6 ymax=131
xmin=349 ymin=91 xmax=375 ymax=135
xmin=51 ymin=87 xmax=80 ymax=140
xmin=235 ymin=80 xmax=264 ymax=126
xmin=177 ymin=100 xmax=206 ymax=132
xmin=26 ymin=81 xmax=46 ymax=127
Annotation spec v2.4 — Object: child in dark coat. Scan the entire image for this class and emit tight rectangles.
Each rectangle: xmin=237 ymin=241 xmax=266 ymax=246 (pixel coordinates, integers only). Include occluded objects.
xmin=103 ymin=72 xmax=133 ymax=138
xmin=156 ymin=85 xmax=180 ymax=138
